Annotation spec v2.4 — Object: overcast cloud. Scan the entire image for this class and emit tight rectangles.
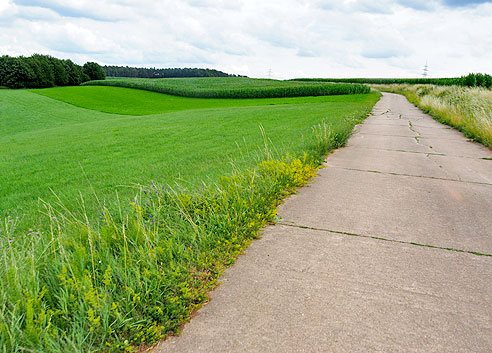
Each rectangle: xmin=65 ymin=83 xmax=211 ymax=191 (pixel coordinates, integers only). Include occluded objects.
xmin=0 ymin=0 xmax=491 ymax=78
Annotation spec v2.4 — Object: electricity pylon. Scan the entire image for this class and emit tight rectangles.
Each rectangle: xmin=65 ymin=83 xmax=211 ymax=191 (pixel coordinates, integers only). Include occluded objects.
xmin=422 ymin=61 xmax=429 ymax=78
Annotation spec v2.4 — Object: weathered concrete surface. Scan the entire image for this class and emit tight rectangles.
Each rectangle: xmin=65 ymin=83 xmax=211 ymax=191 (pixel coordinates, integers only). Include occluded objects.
xmin=155 ymin=93 xmax=492 ymax=353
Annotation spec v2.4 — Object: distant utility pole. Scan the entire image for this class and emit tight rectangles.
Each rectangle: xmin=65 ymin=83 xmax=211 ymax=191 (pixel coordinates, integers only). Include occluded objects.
xmin=422 ymin=61 xmax=429 ymax=78
xmin=268 ymin=68 xmax=272 ymax=79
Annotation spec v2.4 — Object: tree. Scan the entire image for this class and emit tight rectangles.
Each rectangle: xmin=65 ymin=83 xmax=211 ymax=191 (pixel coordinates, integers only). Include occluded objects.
xmin=484 ymin=74 xmax=492 ymax=89
xmin=26 ymin=54 xmax=55 ymax=88
xmin=462 ymin=73 xmax=477 ymax=87
xmin=0 ymin=56 xmax=35 ymax=88
xmin=62 ymin=59 xmax=83 ymax=85
xmin=47 ymin=56 xmax=69 ymax=86
xmin=83 ymin=62 xmax=106 ymax=81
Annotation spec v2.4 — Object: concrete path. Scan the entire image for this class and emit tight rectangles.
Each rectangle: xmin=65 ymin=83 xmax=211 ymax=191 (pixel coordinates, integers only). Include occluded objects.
xmin=155 ymin=93 xmax=492 ymax=352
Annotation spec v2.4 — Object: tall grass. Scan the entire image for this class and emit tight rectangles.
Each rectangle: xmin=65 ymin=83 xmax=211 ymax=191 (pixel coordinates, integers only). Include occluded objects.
xmin=0 ymin=106 xmax=373 ymax=352
xmin=83 ymin=77 xmax=370 ymax=98
xmin=372 ymin=84 xmax=492 ymax=149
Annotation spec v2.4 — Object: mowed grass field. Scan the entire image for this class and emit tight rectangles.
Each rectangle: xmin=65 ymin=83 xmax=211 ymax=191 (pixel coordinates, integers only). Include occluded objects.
xmin=1 ymin=85 xmax=377 ymax=226
xmin=33 ymin=85 xmax=363 ymax=115
xmin=0 ymin=80 xmax=379 ymax=352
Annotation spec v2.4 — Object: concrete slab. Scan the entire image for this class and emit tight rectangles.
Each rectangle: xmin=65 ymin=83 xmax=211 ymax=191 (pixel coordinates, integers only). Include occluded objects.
xmin=346 ymin=133 xmax=431 ymax=154
xmin=326 ymin=147 xmax=455 ymax=181
xmin=154 ymin=92 xmax=492 ymax=353
xmin=417 ymin=137 xmax=492 ymax=159
xmin=156 ymin=226 xmax=492 ymax=353
xmin=279 ymin=167 xmax=492 ymax=253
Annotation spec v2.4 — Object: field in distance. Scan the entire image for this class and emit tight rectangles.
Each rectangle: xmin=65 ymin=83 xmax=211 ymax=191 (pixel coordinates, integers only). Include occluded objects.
xmin=33 ymin=85 xmax=368 ymax=116
xmin=0 ymin=85 xmax=379 ymax=226
xmin=83 ymin=76 xmax=370 ymax=98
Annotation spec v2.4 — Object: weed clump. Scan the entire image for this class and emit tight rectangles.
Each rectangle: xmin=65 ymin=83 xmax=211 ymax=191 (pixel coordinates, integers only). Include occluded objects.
xmin=0 ymin=155 xmax=321 ymax=352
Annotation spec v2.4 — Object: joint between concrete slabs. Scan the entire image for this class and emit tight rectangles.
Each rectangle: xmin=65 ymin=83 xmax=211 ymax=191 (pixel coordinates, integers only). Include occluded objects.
xmin=277 ymin=222 xmax=492 ymax=258
xmin=347 ymin=146 xmax=492 ymax=161
xmin=328 ymin=166 xmax=492 ymax=187
xmin=356 ymin=132 xmax=470 ymax=141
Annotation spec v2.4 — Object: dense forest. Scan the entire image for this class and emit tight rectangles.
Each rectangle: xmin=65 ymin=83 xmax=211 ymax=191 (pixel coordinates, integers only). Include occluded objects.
xmin=0 ymin=54 xmax=105 ymax=89
xmin=293 ymin=73 xmax=492 ymax=88
xmin=102 ymin=65 xmax=240 ymax=78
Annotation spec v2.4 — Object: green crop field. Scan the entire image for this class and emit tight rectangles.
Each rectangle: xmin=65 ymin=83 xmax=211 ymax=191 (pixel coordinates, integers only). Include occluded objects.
xmin=0 ymin=82 xmax=379 ymax=352
xmin=83 ymin=76 xmax=370 ymax=98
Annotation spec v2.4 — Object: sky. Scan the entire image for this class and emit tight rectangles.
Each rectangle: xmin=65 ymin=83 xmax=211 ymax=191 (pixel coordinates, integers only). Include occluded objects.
xmin=0 ymin=0 xmax=491 ymax=79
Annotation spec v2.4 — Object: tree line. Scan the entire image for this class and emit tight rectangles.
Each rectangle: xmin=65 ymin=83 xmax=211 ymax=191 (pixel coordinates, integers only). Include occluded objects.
xmin=293 ymin=73 xmax=492 ymax=88
xmin=102 ymin=65 xmax=242 ymax=78
xmin=0 ymin=54 xmax=105 ymax=89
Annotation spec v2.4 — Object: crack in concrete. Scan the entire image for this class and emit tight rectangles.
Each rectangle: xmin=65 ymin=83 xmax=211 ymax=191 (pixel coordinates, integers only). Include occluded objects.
xmin=357 ymin=133 xmax=466 ymax=141
xmin=358 ymin=133 xmax=423 ymax=138
xmin=407 ymin=122 xmax=462 ymax=180
xmin=349 ymin=147 xmax=491 ymax=161
xmin=370 ymin=109 xmax=391 ymax=116
xmin=277 ymin=222 xmax=492 ymax=258
xmin=365 ymin=123 xmax=450 ymax=130
xmin=408 ymin=120 xmax=423 ymax=146
xmin=329 ymin=166 xmax=492 ymax=186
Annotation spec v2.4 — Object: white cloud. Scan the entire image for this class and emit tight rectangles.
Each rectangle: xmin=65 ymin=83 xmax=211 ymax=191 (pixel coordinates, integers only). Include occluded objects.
xmin=0 ymin=0 xmax=491 ymax=78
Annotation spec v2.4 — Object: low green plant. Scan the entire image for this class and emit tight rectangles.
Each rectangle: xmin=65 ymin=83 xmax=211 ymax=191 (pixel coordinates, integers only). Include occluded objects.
xmin=0 ymin=157 xmax=323 ymax=352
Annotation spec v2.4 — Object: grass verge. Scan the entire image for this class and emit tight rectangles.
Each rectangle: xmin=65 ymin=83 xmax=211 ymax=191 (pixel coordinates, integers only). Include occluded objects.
xmin=82 ymin=77 xmax=370 ymax=98
xmin=372 ymin=84 xmax=492 ymax=149
xmin=0 ymin=96 xmax=378 ymax=352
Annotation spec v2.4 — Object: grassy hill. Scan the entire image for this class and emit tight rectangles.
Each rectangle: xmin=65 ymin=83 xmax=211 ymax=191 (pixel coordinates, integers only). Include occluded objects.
xmin=1 ymin=86 xmax=377 ymax=226
xmin=33 ymin=85 xmax=369 ymax=116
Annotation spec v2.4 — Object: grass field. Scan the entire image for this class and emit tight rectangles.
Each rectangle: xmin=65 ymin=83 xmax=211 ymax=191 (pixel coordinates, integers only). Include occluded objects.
xmin=83 ymin=76 xmax=370 ymax=98
xmin=1 ymin=87 xmax=377 ymax=225
xmin=0 ymin=84 xmax=380 ymax=352
xmin=32 ymin=85 xmax=367 ymax=116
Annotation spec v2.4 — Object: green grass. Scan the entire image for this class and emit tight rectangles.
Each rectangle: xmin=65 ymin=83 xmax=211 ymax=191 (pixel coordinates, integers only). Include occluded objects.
xmin=1 ymin=87 xmax=378 ymax=227
xmin=0 ymin=86 xmax=380 ymax=352
xmin=32 ymin=85 xmax=369 ymax=116
xmin=83 ymin=76 xmax=370 ymax=98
